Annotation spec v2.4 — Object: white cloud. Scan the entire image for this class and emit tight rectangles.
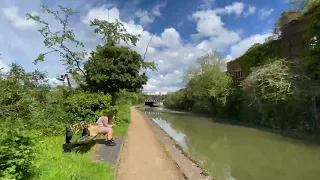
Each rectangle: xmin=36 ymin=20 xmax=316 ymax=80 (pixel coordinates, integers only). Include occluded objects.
xmin=135 ymin=10 xmax=155 ymax=27
xmin=45 ymin=77 xmax=64 ymax=87
xmin=199 ymin=0 xmax=215 ymax=10
xmin=0 ymin=59 xmax=9 ymax=73
xmin=152 ymin=1 xmax=167 ymax=16
xmin=214 ymin=2 xmax=245 ymax=16
xmin=244 ymin=5 xmax=256 ymax=17
xmin=0 ymin=1 xmax=273 ymax=93
xmin=228 ymin=33 xmax=272 ymax=60
xmin=134 ymin=2 xmax=167 ymax=27
xmin=192 ymin=9 xmax=241 ymax=49
xmin=2 ymin=7 xmax=37 ymax=29
xmin=259 ymin=8 xmax=274 ymax=20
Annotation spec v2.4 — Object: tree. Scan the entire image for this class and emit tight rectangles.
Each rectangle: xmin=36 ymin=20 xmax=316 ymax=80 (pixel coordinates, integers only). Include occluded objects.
xmin=26 ymin=5 xmax=87 ymax=75
xmin=84 ymin=17 xmax=156 ymax=94
xmin=183 ymin=52 xmax=233 ymax=108
xmin=84 ymin=45 xmax=153 ymax=94
xmin=90 ymin=19 xmax=140 ymax=46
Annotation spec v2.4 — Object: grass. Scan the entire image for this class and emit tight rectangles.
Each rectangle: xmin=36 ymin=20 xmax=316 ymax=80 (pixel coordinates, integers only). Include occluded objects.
xmin=34 ymin=136 xmax=114 ymax=180
xmin=113 ymin=123 xmax=129 ymax=137
xmin=32 ymin=105 xmax=132 ymax=180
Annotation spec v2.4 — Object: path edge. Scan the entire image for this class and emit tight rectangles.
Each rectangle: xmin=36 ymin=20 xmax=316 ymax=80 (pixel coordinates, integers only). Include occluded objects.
xmin=136 ymin=108 xmax=214 ymax=180
xmin=113 ymin=135 xmax=127 ymax=179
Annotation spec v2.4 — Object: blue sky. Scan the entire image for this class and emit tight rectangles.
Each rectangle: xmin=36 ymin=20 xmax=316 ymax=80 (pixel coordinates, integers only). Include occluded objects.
xmin=0 ymin=0 xmax=292 ymax=93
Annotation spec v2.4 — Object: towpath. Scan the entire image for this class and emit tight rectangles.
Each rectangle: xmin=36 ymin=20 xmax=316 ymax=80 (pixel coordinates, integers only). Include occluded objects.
xmin=116 ymin=107 xmax=184 ymax=180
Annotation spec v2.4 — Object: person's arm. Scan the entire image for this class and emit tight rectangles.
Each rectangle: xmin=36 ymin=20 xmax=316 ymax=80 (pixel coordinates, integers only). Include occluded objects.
xmin=102 ymin=117 xmax=109 ymax=127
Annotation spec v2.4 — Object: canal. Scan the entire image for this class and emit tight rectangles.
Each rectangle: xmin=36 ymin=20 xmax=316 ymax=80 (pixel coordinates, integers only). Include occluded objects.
xmin=140 ymin=107 xmax=320 ymax=180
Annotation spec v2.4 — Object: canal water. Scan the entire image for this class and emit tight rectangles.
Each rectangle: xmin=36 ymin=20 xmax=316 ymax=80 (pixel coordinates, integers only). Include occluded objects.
xmin=141 ymin=107 xmax=320 ymax=180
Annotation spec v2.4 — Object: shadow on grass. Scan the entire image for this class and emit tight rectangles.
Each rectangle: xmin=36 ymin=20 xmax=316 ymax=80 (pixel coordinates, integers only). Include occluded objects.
xmin=73 ymin=140 xmax=97 ymax=154
xmin=72 ymin=137 xmax=114 ymax=154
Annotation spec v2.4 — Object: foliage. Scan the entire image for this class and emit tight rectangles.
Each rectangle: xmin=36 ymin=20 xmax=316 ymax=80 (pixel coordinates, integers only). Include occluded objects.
xmin=304 ymin=3 xmax=320 ymax=80
xmin=0 ymin=128 xmax=36 ymax=180
xmin=229 ymin=41 xmax=284 ymax=76
xmin=113 ymin=104 xmax=131 ymax=127
xmin=64 ymin=91 xmax=112 ymax=123
xmin=113 ymin=89 xmax=144 ymax=106
xmin=163 ymin=90 xmax=186 ymax=111
xmin=90 ymin=18 xmax=140 ymax=46
xmin=26 ymin=5 xmax=87 ymax=75
xmin=241 ymin=59 xmax=304 ymax=103
xmin=84 ymin=45 xmax=154 ymax=94
xmin=184 ymin=52 xmax=233 ymax=107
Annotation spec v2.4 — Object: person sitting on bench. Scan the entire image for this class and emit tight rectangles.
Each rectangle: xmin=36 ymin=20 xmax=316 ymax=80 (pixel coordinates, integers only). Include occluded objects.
xmin=89 ymin=111 xmax=117 ymax=146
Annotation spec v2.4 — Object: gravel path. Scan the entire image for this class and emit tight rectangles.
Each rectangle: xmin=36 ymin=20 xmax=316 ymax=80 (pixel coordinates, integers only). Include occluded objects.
xmin=116 ymin=107 xmax=184 ymax=180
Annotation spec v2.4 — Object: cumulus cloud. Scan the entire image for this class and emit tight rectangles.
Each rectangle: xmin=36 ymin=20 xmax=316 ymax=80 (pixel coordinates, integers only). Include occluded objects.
xmin=199 ymin=0 xmax=215 ymax=10
xmin=0 ymin=59 xmax=9 ymax=73
xmin=2 ymin=7 xmax=37 ymax=29
xmin=243 ymin=5 xmax=256 ymax=17
xmin=214 ymin=2 xmax=245 ymax=16
xmin=192 ymin=9 xmax=241 ymax=49
xmin=152 ymin=1 xmax=167 ymax=16
xmin=135 ymin=10 xmax=155 ymax=27
xmin=0 ymin=0 xmax=272 ymax=93
xmin=134 ymin=2 xmax=167 ymax=27
xmin=259 ymin=8 xmax=274 ymax=20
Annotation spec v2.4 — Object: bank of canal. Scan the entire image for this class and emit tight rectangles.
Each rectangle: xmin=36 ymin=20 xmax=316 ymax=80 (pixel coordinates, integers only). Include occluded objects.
xmin=141 ymin=107 xmax=320 ymax=180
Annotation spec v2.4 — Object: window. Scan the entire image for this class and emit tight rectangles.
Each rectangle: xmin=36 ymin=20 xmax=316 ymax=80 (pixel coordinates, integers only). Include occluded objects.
xmin=234 ymin=70 xmax=244 ymax=79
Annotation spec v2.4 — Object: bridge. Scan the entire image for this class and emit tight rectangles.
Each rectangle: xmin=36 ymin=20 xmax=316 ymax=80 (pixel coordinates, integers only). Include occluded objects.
xmin=143 ymin=93 xmax=167 ymax=106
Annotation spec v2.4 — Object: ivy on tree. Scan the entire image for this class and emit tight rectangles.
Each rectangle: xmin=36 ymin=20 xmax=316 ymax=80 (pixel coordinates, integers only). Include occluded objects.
xmin=26 ymin=5 xmax=87 ymax=75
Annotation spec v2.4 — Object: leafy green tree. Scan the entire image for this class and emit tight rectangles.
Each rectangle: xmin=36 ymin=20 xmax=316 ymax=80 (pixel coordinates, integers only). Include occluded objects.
xmin=183 ymin=52 xmax=233 ymax=106
xmin=90 ymin=19 xmax=140 ymax=46
xmin=26 ymin=5 xmax=87 ymax=75
xmin=85 ymin=17 xmax=156 ymax=94
xmin=84 ymin=45 xmax=153 ymax=94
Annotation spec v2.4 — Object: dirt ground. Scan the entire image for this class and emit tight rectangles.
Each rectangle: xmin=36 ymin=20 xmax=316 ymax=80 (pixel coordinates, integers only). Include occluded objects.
xmin=116 ymin=108 xmax=184 ymax=180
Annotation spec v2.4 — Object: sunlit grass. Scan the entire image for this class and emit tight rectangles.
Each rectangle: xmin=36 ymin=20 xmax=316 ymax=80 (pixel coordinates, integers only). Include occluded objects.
xmin=113 ymin=123 xmax=129 ymax=137
xmin=35 ymin=136 xmax=113 ymax=180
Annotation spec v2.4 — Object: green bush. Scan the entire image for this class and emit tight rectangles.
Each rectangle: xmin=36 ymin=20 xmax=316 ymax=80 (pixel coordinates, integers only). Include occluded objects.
xmin=29 ymin=104 xmax=68 ymax=136
xmin=0 ymin=127 xmax=36 ymax=180
xmin=113 ymin=90 xmax=144 ymax=106
xmin=64 ymin=91 xmax=112 ymax=123
xmin=163 ymin=91 xmax=186 ymax=111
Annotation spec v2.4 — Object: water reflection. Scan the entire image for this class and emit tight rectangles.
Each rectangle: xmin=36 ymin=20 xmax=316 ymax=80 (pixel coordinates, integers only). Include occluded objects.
xmin=142 ymin=108 xmax=320 ymax=180
xmin=152 ymin=117 xmax=188 ymax=149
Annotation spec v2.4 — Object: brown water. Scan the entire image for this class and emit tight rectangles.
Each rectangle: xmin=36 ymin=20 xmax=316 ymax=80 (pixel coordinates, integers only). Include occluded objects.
xmin=142 ymin=107 xmax=320 ymax=180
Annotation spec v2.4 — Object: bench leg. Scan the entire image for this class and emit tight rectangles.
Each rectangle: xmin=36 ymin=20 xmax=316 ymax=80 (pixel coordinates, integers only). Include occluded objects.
xmin=63 ymin=143 xmax=73 ymax=153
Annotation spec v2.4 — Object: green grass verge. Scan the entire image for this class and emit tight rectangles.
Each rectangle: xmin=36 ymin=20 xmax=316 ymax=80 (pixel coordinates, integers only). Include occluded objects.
xmin=34 ymin=136 xmax=114 ymax=180
xmin=113 ymin=123 xmax=129 ymax=137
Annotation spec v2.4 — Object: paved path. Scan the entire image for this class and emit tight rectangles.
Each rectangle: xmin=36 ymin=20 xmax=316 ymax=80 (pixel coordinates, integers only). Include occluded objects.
xmin=116 ymin=108 xmax=184 ymax=180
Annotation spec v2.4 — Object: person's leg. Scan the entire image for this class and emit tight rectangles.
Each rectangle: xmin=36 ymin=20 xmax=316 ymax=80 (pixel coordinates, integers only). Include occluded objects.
xmin=106 ymin=128 xmax=116 ymax=146
xmin=99 ymin=127 xmax=116 ymax=146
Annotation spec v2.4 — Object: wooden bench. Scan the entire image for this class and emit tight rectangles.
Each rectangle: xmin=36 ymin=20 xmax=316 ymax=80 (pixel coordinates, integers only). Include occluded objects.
xmin=62 ymin=121 xmax=98 ymax=153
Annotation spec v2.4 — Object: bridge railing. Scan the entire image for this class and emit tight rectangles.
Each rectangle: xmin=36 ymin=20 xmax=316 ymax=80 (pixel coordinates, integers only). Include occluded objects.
xmin=144 ymin=94 xmax=166 ymax=102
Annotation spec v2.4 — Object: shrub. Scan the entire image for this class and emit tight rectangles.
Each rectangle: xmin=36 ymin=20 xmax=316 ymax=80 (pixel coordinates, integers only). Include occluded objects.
xmin=113 ymin=90 xmax=144 ymax=106
xmin=64 ymin=91 xmax=112 ymax=123
xmin=0 ymin=127 xmax=36 ymax=180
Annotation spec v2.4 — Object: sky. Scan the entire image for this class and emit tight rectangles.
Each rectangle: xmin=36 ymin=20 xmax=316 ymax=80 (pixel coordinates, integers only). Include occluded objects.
xmin=0 ymin=0 xmax=292 ymax=93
